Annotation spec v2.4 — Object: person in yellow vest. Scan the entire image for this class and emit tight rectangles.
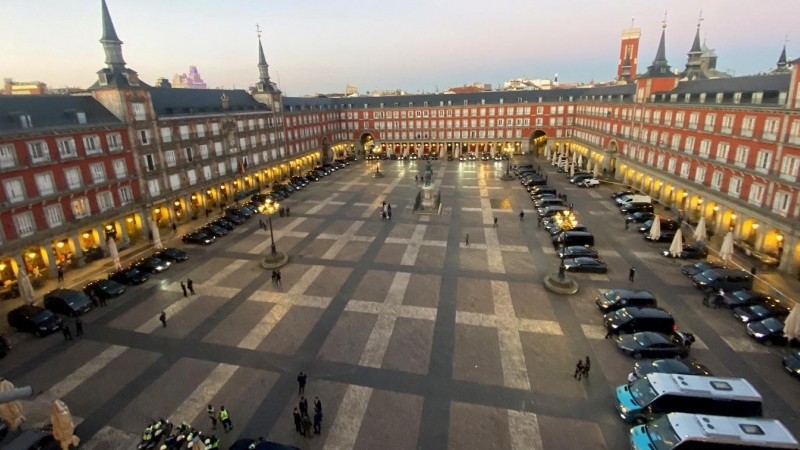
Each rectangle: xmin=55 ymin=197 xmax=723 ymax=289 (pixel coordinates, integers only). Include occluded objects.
xmin=220 ymin=406 xmax=233 ymax=432
xmin=142 ymin=423 xmax=153 ymax=442
xmin=207 ymin=404 xmax=217 ymax=429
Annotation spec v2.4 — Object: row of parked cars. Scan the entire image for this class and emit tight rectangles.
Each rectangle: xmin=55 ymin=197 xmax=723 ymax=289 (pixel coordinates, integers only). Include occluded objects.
xmin=6 ymin=248 xmax=189 ymax=338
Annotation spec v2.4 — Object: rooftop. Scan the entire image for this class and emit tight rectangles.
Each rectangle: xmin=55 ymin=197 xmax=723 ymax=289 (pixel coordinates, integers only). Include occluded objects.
xmin=0 ymin=95 xmax=123 ymax=135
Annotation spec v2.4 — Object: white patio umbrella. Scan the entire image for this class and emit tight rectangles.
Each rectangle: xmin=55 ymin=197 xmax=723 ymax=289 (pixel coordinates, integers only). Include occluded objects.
xmin=593 ymin=163 xmax=601 ymax=177
xmin=569 ymin=163 xmax=575 ymax=178
xmin=693 ymin=217 xmax=708 ymax=242
xmin=51 ymin=400 xmax=80 ymax=450
xmin=17 ymin=269 xmax=36 ymax=305
xmin=551 ymin=152 xmax=557 ymax=165
xmin=784 ymin=306 xmax=800 ymax=341
xmin=0 ymin=380 xmax=26 ymax=431
xmin=577 ymin=154 xmax=584 ymax=168
xmin=719 ymin=231 xmax=735 ymax=264
xmin=648 ymin=216 xmax=662 ymax=241
xmin=149 ymin=218 xmax=164 ymax=249
xmin=544 ymin=147 xmax=550 ymax=158
xmin=107 ymin=238 xmax=122 ymax=270
xmin=669 ymin=229 xmax=684 ymax=257
xmin=572 ymin=152 xmax=577 ymax=163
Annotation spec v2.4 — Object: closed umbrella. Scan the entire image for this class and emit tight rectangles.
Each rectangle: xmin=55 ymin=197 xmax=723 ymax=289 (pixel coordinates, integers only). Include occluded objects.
xmin=578 ymin=154 xmax=583 ymax=168
xmin=50 ymin=400 xmax=80 ymax=450
xmin=693 ymin=217 xmax=708 ymax=242
xmin=149 ymin=218 xmax=163 ymax=249
xmin=17 ymin=269 xmax=35 ymax=306
xmin=107 ymin=238 xmax=122 ymax=270
xmin=569 ymin=163 xmax=575 ymax=178
xmin=719 ymin=232 xmax=734 ymax=264
xmin=784 ymin=306 xmax=800 ymax=341
xmin=593 ymin=163 xmax=601 ymax=177
xmin=403 ymin=146 xmax=409 ymax=158
xmin=669 ymin=229 xmax=684 ymax=257
xmin=0 ymin=380 xmax=26 ymax=431
xmin=648 ymin=216 xmax=662 ymax=241
xmin=572 ymin=152 xmax=577 ymax=163
xmin=544 ymin=147 xmax=550 ymax=158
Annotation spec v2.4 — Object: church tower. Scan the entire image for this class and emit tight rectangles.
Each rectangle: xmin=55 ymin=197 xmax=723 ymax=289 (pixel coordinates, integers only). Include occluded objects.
xmin=251 ymin=25 xmax=283 ymax=111
xmin=617 ymin=25 xmax=641 ymax=81
xmin=635 ymin=19 xmax=679 ymax=102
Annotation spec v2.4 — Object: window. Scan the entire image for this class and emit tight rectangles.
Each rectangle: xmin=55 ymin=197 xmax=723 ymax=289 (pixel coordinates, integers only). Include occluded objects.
xmin=55 ymin=138 xmax=77 ymax=159
xmin=248 ymin=119 xmax=255 ymax=130
xmin=197 ymin=124 xmax=206 ymax=137
xmin=763 ymin=118 xmax=780 ymax=140
xmin=169 ymin=174 xmax=181 ymax=191
xmin=143 ymin=154 xmax=156 ymax=172
xmin=657 ymin=155 xmax=665 ymax=169
xmin=72 ymin=197 xmax=91 ymax=219
xmin=668 ymin=158 xmax=677 ymax=173
xmin=675 ymin=112 xmax=684 ymax=127
xmin=165 ymin=150 xmax=177 ymax=167
xmin=217 ymin=162 xmax=226 ymax=176
xmin=258 ymin=119 xmax=264 ymax=129
xmin=19 ymin=115 xmax=32 ymax=128
xmin=721 ymin=115 xmax=734 ymax=134
xmin=199 ymin=144 xmax=209 ymax=160
xmin=741 ymin=116 xmax=755 ymax=137
xmin=755 ymin=150 xmax=772 ymax=173
xmin=734 ymin=146 xmax=749 ymax=168
xmin=138 ymin=129 xmax=151 ymax=145
xmin=728 ymin=177 xmax=742 ymax=196
xmin=694 ymin=166 xmax=706 ymax=183
xmin=184 ymin=147 xmax=194 ymax=162
xmin=82 ymin=136 xmax=102 ymax=155
xmin=703 ymin=113 xmax=716 ymax=132
xmin=147 ymin=179 xmax=160 ymax=196
xmin=96 ymin=191 xmax=114 ymax=212
xmin=64 ymin=167 xmax=82 ymax=189
xmin=211 ymin=123 xmax=220 ymax=136
xmin=160 ymin=127 xmax=172 ymax=143
xmin=748 ymin=183 xmax=765 ymax=206
xmin=679 ymin=161 xmax=690 ymax=178
xmin=711 ymin=171 xmax=724 ymax=190
xmin=179 ymin=125 xmax=190 ymax=140
xmin=688 ymin=113 xmax=699 ymax=129
xmin=773 ymin=191 xmax=791 ymax=216
xmin=3 ymin=179 xmax=24 ymax=203
xmin=780 ymin=155 xmax=800 ymax=180
xmin=239 ymin=137 xmax=247 ymax=150
xmin=0 ymin=144 xmax=15 ymax=168
xmin=107 ymin=133 xmax=123 ymax=151
xmin=44 ymin=204 xmax=64 ymax=228
xmin=203 ymin=165 xmax=212 ymax=180
xmin=684 ymin=136 xmax=695 ymax=154
xmin=237 ymin=120 xmax=244 ymax=132
xmin=34 ymin=173 xmax=55 ymax=196
xmin=27 ymin=141 xmax=50 ymax=163
xmin=670 ymin=134 xmax=681 ymax=150
xmin=214 ymin=142 xmax=223 ymax=156
xmin=112 ymin=159 xmax=127 ymax=179
xmin=13 ymin=212 xmax=35 ymax=237
xmin=699 ymin=140 xmax=711 ymax=158
xmin=118 ymin=186 xmax=133 ymax=205
xmin=663 ymin=111 xmax=672 ymax=126
xmin=187 ymin=169 xmax=197 ymax=185
xmin=132 ymin=102 xmax=146 ymax=121
xmin=89 ymin=163 xmax=106 ymax=183
xmin=715 ymin=142 xmax=730 ymax=162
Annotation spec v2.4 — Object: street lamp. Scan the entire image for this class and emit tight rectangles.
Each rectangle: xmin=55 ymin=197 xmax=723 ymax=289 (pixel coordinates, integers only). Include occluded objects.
xmin=264 ymin=201 xmax=280 ymax=255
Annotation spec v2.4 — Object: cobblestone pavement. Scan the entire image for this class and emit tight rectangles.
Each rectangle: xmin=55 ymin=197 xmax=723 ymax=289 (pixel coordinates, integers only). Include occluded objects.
xmin=1 ymin=157 xmax=798 ymax=449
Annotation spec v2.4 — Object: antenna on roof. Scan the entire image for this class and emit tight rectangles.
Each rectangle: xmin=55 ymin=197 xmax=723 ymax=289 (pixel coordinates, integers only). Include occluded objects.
xmin=697 ymin=10 xmax=704 ymax=29
xmin=662 ymin=11 xmax=668 ymax=29
xmin=631 ymin=17 xmax=635 ymax=28
xmin=256 ymin=23 xmax=262 ymax=39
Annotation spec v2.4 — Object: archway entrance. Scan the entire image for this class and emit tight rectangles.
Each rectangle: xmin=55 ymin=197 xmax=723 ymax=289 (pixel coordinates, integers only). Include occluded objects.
xmin=529 ymin=130 xmax=547 ymax=156
xmin=360 ymin=133 xmax=375 ymax=157
xmin=321 ymin=137 xmax=330 ymax=161
xmin=607 ymin=141 xmax=619 ymax=176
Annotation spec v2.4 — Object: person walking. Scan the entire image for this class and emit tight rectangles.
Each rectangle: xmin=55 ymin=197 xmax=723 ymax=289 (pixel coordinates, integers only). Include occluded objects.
xmin=89 ymin=293 xmax=99 ymax=308
xmin=180 ymin=282 xmax=188 ymax=297
xmin=271 ymin=271 xmax=277 ymax=284
xmin=299 ymin=397 xmax=309 ymax=418
xmin=172 ymin=222 xmax=178 ymax=234
xmin=684 ymin=333 xmax=696 ymax=351
xmin=63 ymin=324 xmax=73 ymax=341
xmin=187 ymin=278 xmax=195 ymax=295
xmin=604 ymin=327 xmax=616 ymax=339
xmin=99 ymin=295 xmax=107 ymax=307
xmin=57 ymin=265 xmax=64 ymax=283
xmin=493 ymin=217 xmax=498 ymax=228
xmin=302 ymin=414 xmax=312 ymax=438
xmin=159 ymin=311 xmax=167 ymax=328
xmin=713 ymin=292 xmax=724 ymax=309
xmin=313 ymin=409 xmax=322 ymax=435
xmin=297 ymin=371 xmax=307 ymax=395
xmin=286 ymin=207 xmax=290 ymax=217
xmin=574 ymin=360 xmax=585 ymax=380
xmin=519 ymin=211 xmax=524 ymax=222
xmin=414 ymin=175 xmax=418 ymax=183
xmin=380 ymin=210 xmax=386 ymax=220
xmin=75 ymin=319 xmax=83 ymax=337
xmin=148 ymin=230 xmax=154 ymax=243
xmin=465 ymin=234 xmax=469 ymax=246
xmin=625 ymin=219 xmax=629 ymax=230
xmin=293 ymin=408 xmax=303 ymax=435
xmin=259 ymin=219 xmax=265 ymax=229
xmin=219 ymin=406 xmax=232 ymax=432
xmin=275 ymin=270 xmax=282 ymax=287
xmin=628 ymin=372 xmax=639 ymax=385
xmin=207 ymin=404 xmax=217 ymax=430
xmin=628 ymin=267 xmax=636 ymax=282
xmin=313 ymin=397 xmax=322 ymax=413
xmin=387 ymin=210 xmax=392 ymax=220
xmin=582 ymin=356 xmax=591 ymax=378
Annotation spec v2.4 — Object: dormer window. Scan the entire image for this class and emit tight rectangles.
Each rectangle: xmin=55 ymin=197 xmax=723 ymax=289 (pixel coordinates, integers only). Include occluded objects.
xmin=20 ymin=115 xmax=32 ymax=128
xmin=733 ymin=92 xmax=742 ymax=104
xmin=76 ymin=112 xmax=87 ymax=124
xmin=99 ymin=72 xmax=109 ymax=86
xmin=699 ymin=93 xmax=707 ymax=103
xmin=715 ymin=93 xmax=724 ymax=103
xmin=752 ymin=92 xmax=763 ymax=104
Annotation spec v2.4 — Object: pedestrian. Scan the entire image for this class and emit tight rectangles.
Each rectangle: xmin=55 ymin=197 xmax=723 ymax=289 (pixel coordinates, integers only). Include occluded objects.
xmin=297 ymin=371 xmax=307 ymax=395
xmin=57 ymin=265 xmax=64 ymax=283
xmin=187 ymin=278 xmax=195 ymax=295
xmin=259 ymin=219 xmax=265 ymax=229
xmin=583 ymin=356 xmax=591 ymax=378
xmin=493 ymin=217 xmax=498 ymax=228
xmin=75 ymin=319 xmax=83 ymax=337
xmin=207 ymin=404 xmax=217 ymax=430
xmin=628 ymin=267 xmax=636 ymax=282
xmin=148 ymin=230 xmax=154 ymax=243
xmin=628 ymin=372 xmax=638 ymax=385
xmin=313 ymin=410 xmax=322 ymax=434
xmin=750 ymin=266 xmax=757 ymax=276
xmin=180 ymin=281 xmax=188 ymax=297
xmin=563 ymin=193 xmax=568 ymax=202
xmin=99 ymin=295 xmax=107 ymax=307
xmin=275 ymin=270 xmax=282 ymax=287
xmin=90 ymin=293 xmax=99 ymax=308
xmin=414 ymin=175 xmax=418 ymax=183
xmin=625 ymin=219 xmax=629 ymax=230
xmin=604 ymin=327 xmax=616 ymax=339
xmin=286 ymin=207 xmax=290 ymax=217
xmin=574 ymin=360 xmax=585 ymax=380
xmin=299 ymin=396 xmax=309 ymax=418
xmin=314 ymin=397 xmax=322 ymax=413
xmin=381 ymin=211 xmax=386 ymax=220
xmin=713 ymin=292 xmax=724 ymax=310
xmin=172 ymin=222 xmax=177 ymax=234
xmin=387 ymin=210 xmax=392 ymax=220
xmin=159 ymin=311 xmax=167 ymax=328
xmin=537 ymin=217 xmax=542 ymax=228
xmin=465 ymin=234 xmax=469 ymax=246
xmin=569 ymin=203 xmax=574 ymax=210
xmin=685 ymin=333 xmax=696 ymax=350
xmin=293 ymin=408 xmax=303 ymax=434
xmin=387 ymin=204 xmax=392 ymax=214
xmin=279 ymin=207 xmax=285 ymax=217
xmin=63 ymin=324 xmax=73 ymax=340
xmin=519 ymin=211 xmax=524 ymax=221
xmin=302 ymin=414 xmax=312 ymax=438
xmin=271 ymin=270 xmax=277 ymax=284
xmin=219 ymin=406 xmax=232 ymax=432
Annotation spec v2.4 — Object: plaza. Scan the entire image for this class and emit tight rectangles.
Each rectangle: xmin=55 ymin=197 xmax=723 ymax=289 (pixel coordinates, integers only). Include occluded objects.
xmin=2 ymin=156 xmax=799 ymax=449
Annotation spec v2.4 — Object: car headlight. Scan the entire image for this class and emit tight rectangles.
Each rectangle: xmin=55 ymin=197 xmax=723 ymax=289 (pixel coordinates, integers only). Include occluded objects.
xmin=39 ymin=326 xmax=48 ymax=331
xmin=753 ymin=332 xmax=766 ymax=338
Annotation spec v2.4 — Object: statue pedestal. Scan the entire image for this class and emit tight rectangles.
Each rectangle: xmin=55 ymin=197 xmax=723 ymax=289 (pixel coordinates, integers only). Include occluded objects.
xmin=421 ymin=185 xmax=435 ymax=209
xmin=543 ymin=272 xmax=579 ymax=295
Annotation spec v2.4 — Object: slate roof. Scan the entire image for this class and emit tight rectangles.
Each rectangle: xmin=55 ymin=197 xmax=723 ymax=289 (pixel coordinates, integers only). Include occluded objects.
xmin=668 ymin=73 xmax=791 ymax=95
xmin=149 ymin=88 xmax=270 ymax=117
xmin=0 ymin=95 xmax=123 ymax=135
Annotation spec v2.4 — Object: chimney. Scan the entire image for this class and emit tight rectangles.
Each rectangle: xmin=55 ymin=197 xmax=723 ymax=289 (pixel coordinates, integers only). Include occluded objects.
xmin=554 ymin=73 xmax=559 ymax=87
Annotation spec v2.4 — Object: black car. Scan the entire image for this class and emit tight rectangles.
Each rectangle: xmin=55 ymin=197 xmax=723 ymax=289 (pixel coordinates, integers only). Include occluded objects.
xmin=783 ymin=351 xmax=800 ymax=378
xmin=660 ymin=243 xmax=709 ymax=260
xmin=611 ymin=190 xmax=635 ymax=199
xmin=733 ymin=303 xmax=791 ymax=323
xmin=625 ymin=212 xmax=656 ymax=223
xmin=109 ymin=267 xmax=149 ymax=285
xmin=200 ymin=224 xmax=229 ymax=237
xmin=531 ymin=193 xmax=557 ymax=202
xmin=643 ymin=230 xmax=677 ymax=243
xmin=563 ymin=257 xmax=608 ymax=273
xmin=223 ymin=213 xmax=246 ymax=225
xmin=153 ymin=247 xmax=189 ymax=263
xmin=480 ymin=153 xmax=490 ymax=161
xmin=209 ymin=217 xmax=235 ymax=230
xmin=181 ymin=231 xmax=215 ymax=245
xmin=291 ymin=176 xmax=308 ymax=186
xmin=43 ymin=288 xmax=94 ymax=317
xmin=83 ymin=279 xmax=126 ymax=300
xmin=721 ymin=290 xmax=777 ymax=309
xmin=557 ymin=246 xmax=598 ymax=260
xmin=548 ymin=224 xmax=588 ymax=237
xmin=747 ymin=317 xmax=799 ymax=347
xmin=304 ymin=171 xmax=320 ymax=181
xmin=637 ymin=219 xmax=681 ymax=234
xmin=681 ymin=261 xmax=724 ymax=278
xmin=227 ymin=206 xmax=253 ymax=219
xmin=633 ymin=359 xmax=712 ymax=378
xmin=132 ymin=256 xmax=171 ymax=273
xmin=251 ymin=193 xmax=272 ymax=204
xmin=616 ymin=331 xmax=689 ymax=359
xmin=8 ymin=305 xmax=63 ymax=336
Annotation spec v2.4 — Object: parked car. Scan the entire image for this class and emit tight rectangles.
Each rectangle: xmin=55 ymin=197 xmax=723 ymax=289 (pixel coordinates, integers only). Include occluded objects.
xmin=643 ymin=230 xmax=677 ymax=243
xmin=596 ymin=289 xmax=657 ymax=313
xmin=681 ymin=261 xmax=724 ymax=278
xmin=199 ymin=224 xmax=229 ymax=237
xmin=569 ymin=173 xmax=594 ymax=184
xmin=226 ymin=206 xmax=253 ymax=219
xmin=563 ymin=257 xmax=608 ymax=273
xmin=660 ymin=243 xmax=709 ymax=259
xmin=577 ymin=178 xmax=601 ymax=188
xmin=0 ymin=429 xmax=58 ymax=450
xmin=611 ymin=190 xmax=635 ymax=199
xmin=8 ymin=305 xmax=63 ymax=336
xmin=83 ymin=279 xmax=126 ymax=300
xmin=783 ymin=351 xmax=800 ymax=378
xmin=557 ymin=246 xmax=599 ymax=260
xmin=637 ymin=219 xmax=681 ymax=234
xmin=43 ymin=288 xmax=94 ymax=317
xmin=108 ymin=267 xmax=149 ymax=285
xmin=633 ymin=359 xmax=712 ymax=378
xmin=692 ymin=269 xmax=754 ymax=292
xmin=616 ymin=331 xmax=690 ymax=359
xmin=538 ymin=206 xmax=570 ymax=218
xmin=152 ymin=247 xmax=189 ymax=263
xmin=132 ymin=256 xmax=171 ymax=274
xmin=733 ymin=304 xmax=791 ymax=323
xmin=181 ymin=231 xmax=216 ymax=245
xmin=531 ymin=193 xmax=557 ymax=202
xmin=720 ymin=290 xmax=776 ymax=309
xmin=223 ymin=213 xmax=246 ymax=225
xmin=625 ymin=212 xmax=656 ymax=224
xmin=747 ymin=317 xmax=799 ymax=347
xmin=548 ymin=224 xmax=588 ymax=237
xmin=481 ymin=153 xmax=490 ymax=161
xmin=208 ymin=217 xmax=235 ymax=230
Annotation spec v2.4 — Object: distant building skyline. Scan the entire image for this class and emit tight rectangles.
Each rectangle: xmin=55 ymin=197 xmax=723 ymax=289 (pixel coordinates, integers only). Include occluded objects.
xmin=0 ymin=0 xmax=795 ymax=96
xmin=172 ymin=65 xmax=207 ymax=89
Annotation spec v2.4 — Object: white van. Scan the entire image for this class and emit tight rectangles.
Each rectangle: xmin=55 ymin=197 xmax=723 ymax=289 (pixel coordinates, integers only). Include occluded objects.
xmin=616 ymin=195 xmax=652 ymax=206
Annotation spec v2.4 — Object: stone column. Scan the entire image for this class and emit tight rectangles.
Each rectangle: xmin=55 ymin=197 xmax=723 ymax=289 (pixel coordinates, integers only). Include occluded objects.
xmin=97 ymin=228 xmax=109 ymax=250
xmin=778 ymin=234 xmax=797 ymax=272
xmin=118 ymin=219 xmax=130 ymax=244
xmin=71 ymin=233 xmax=85 ymax=260
xmin=42 ymin=245 xmax=59 ymax=276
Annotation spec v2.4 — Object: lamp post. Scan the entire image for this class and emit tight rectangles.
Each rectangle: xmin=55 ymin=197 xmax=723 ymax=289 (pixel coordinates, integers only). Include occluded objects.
xmin=500 ymin=145 xmax=514 ymax=180
xmin=264 ymin=201 xmax=279 ymax=255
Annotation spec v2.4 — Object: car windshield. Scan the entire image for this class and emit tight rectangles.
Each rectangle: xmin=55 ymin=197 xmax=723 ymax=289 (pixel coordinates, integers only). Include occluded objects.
xmin=748 ymin=306 xmax=770 ymax=317
xmin=615 ymin=309 xmax=632 ymax=320
xmin=125 ymin=269 xmax=140 ymax=278
xmin=643 ymin=220 xmax=654 ymax=228
xmin=603 ymin=291 xmax=618 ymax=301
xmin=734 ymin=291 xmax=752 ymax=301
xmin=653 ymin=360 xmax=685 ymax=373
xmin=645 ymin=416 xmax=681 ymax=450
xmin=632 ymin=334 xmax=652 ymax=346
xmin=30 ymin=310 xmax=53 ymax=324
xmin=629 ymin=378 xmax=659 ymax=407
xmin=761 ymin=318 xmax=783 ymax=333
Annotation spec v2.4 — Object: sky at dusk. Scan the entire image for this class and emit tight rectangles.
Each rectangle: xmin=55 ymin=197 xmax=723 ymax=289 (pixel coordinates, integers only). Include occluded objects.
xmin=0 ymin=0 xmax=796 ymax=96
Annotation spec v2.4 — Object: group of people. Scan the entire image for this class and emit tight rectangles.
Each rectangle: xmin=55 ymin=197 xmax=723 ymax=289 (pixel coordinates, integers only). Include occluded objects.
xmin=573 ymin=356 xmax=591 ymax=381
xmin=293 ymin=371 xmax=323 ymax=438
xmin=179 ymin=279 xmax=195 ymax=297
xmin=703 ymin=289 xmax=726 ymax=309
xmin=62 ymin=318 xmax=83 ymax=340
xmin=380 ymin=201 xmax=392 ymax=220
xmin=271 ymin=270 xmax=283 ymax=286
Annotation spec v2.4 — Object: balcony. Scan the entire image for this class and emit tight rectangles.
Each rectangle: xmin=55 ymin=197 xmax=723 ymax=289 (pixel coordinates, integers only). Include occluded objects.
xmin=721 ymin=127 xmax=733 ymax=135
xmin=762 ymin=131 xmax=778 ymax=141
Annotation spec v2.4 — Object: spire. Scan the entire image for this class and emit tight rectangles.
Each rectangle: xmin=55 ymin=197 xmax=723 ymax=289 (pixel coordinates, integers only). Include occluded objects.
xmin=99 ymin=0 xmax=125 ymax=71
xmin=689 ymin=27 xmax=702 ymax=55
xmin=774 ymin=43 xmax=789 ymax=72
xmin=681 ymin=15 xmax=707 ymax=80
xmin=643 ymin=18 xmax=674 ymax=78
xmin=654 ymin=25 xmax=668 ymax=63
xmin=255 ymin=24 xmax=275 ymax=93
